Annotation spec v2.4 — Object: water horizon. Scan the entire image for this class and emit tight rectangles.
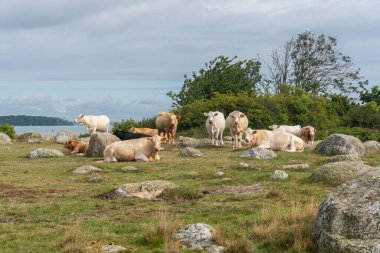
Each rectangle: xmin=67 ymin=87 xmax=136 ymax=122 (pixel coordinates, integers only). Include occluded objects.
xmin=15 ymin=125 xmax=92 ymax=135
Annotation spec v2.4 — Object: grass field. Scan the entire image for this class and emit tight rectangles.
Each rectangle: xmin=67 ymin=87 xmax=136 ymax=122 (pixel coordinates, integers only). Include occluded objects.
xmin=0 ymin=141 xmax=379 ymax=253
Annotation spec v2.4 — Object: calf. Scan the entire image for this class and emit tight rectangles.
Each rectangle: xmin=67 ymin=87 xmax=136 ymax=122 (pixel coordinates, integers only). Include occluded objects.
xmin=103 ymin=135 xmax=161 ymax=162
xmin=63 ymin=139 xmax=89 ymax=155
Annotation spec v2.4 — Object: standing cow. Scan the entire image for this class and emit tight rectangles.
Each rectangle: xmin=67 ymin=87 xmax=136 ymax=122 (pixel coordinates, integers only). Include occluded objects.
xmin=155 ymin=112 xmax=180 ymax=144
xmin=225 ymin=111 xmax=249 ymax=149
xmin=75 ymin=114 xmax=110 ymax=135
xmin=204 ymin=111 xmax=225 ymax=146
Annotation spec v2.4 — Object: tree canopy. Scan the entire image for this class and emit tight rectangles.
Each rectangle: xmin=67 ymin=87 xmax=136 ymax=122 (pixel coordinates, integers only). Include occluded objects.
xmin=167 ymin=55 xmax=262 ymax=107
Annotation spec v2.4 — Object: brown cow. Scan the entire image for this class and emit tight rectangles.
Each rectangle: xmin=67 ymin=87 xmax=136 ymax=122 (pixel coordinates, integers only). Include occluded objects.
xmin=63 ymin=139 xmax=89 ymax=155
xmin=300 ymin=126 xmax=317 ymax=144
xmin=130 ymin=127 xmax=159 ymax=136
xmin=155 ymin=112 xmax=180 ymax=144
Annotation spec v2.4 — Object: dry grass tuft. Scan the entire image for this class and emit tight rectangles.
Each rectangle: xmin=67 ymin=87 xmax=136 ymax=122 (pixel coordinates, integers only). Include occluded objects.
xmin=252 ymin=201 xmax=318 ymax=251
xmin=213 ymin=228 xmax=254 ymax=253
xmin=61 ymin=225 xmax=86 ymax=253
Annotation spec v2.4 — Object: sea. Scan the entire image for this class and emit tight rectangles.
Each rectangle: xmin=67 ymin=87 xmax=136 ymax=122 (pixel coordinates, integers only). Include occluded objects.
xmin=14 ymin=125 xmax=89 ymax=136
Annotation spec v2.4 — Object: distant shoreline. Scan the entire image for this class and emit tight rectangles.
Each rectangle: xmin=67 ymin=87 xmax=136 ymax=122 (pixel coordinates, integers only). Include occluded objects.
xmin=0 ymin=115 xmax=73 ymax=126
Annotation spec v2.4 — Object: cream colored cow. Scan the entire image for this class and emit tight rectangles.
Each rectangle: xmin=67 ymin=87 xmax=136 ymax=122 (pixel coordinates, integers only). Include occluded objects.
xmin=74 ymin=114 xmax=110 ymax=134
xmin=155 ymin=112 xmax=180 ymax=144
xmin=225 ymin=111 xmax=249 ymax=149
xmin=103 ymin=135 xmax=161 ymax=162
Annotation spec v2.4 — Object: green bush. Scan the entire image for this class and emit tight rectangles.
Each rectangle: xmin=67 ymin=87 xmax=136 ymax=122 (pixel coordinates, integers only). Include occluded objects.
xmin=317 ymin=127 xmax=380 ymax=142
xmin=0 ymin=123 xmax=16 ymax=139
xmin=112 ymin=117 xmax=156 ymax=132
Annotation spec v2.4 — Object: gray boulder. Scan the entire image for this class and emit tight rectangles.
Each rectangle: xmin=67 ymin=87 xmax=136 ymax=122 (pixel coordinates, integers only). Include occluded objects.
xmin=175 ymin=223 xmax=224 ymax=253
xmin=177 ymin=136 xmax=211 ymax=148
xmin=180 ymin=147 xmax=203 ymax=157
xmin=72 ymin=165 xmax=102 ymax=174
xmin=85 ymin=133 xmax=120 ymax=157
xmin=113 ymin=180 xmax=178 ymax=200
xmin=27 ymin=148 xmax=64 ymax=158
xmin=323 ymin=154 xmax=361 ymax=164
xmin=0 ymin=133 xmax=11 ymax=144
xmin=17 ymin=132 xmax=43 ymax=143
xmin=238 ymin=148 xmax=277 ymax=159
xmin=314 ymin=134 xmax=366 ymax=159
xmin=54 ymin=130 xmax=77 ymax=144
xmin=315 ymin=170 xmax=380 ymax=253
xmin=364 ymin=140 xmax=380 ymax=153
xmin=270 ymin=170 xmax=288 ymax=180
xmin=281 ymin=164 xmax=309 ymax=169
xmin=310 ymin=161 xmax=374 ymax=185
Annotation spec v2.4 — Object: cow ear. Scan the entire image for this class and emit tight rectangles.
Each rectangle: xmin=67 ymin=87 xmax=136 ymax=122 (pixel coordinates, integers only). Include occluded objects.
xmin=240 ymin=113 xmax=245 ymax=118
xmin=147 ymin=137 xmax=153 ymax=141
xmin=203 ymin=112 xmax=208 ymax=116
xmin=213 ymin=112 xmax=218 ymax=116
xmin=176 ymin=116 xmax=180 ymax=120
xmin=252 ymin=130 xmax=257 ymax=134
xmin=314 ymin=128 xmax=317 ymax=132
xmin=79 ymin=114 xmax=84 ymax=118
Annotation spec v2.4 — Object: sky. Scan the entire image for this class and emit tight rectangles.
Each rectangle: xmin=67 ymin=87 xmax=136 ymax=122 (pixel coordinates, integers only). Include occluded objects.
xmin=0 ymin=0 xmax=379 ymax=122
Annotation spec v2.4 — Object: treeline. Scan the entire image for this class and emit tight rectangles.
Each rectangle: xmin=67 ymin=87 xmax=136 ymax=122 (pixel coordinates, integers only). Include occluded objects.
xmin=0 ymin=115 xmax=73 ymax=126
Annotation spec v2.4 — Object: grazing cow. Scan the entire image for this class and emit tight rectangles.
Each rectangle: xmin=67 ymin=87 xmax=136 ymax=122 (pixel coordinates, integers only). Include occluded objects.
xmin=300 ymin=126 xmax=317 ymax=144
xmin=74 ymin=114 xmax=110 ymax=134
xmin=225 ymin=111 xmax=249 ymax=149
xmin=113 ymin=131 xmax=152 ymax=141
xmin=155 ymin=112 xmax=180 ymax=144
xmin=130 ymin=127 xmax=159 ymax=137
xmin=103 ymin=135 xmax=161 ymax=162
xmin=63 ymin=139 xmax=89 ymax=155
xmin=204 ymin=111 xmax=225 ymax=146
xmin=268 ymin=124 xmax=302 ymax=137
xmin=244 ymin=128 xmax=304 ymax=152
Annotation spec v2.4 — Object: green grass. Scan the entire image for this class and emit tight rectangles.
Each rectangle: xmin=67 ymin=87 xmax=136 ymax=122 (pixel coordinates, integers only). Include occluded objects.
xmin=0 ymin=141 xmax=379 ymax=252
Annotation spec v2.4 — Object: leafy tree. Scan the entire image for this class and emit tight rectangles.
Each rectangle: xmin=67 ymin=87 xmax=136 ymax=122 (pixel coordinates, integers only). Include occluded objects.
xmin=167 ymin=55 xmax=262 ymax=107
xmin=359 ymin=85 xmax=380 ymax=105
xmin=266 ymin=31 xmax=361 ymax=94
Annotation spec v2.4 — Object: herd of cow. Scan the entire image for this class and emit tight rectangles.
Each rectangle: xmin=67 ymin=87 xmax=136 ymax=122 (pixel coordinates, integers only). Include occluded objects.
xmin=66 ymin=111 xmax=316 ymax=162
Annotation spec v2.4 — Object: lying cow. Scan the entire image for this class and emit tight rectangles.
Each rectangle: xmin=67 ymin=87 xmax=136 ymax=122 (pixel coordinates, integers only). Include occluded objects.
xmin=244 ymin=128 xmax=304 ymax=152
xmin=130 ymin=127 xmax=159 ymax=137
xmin=103 ymin=135 xmax=161 ymax=162
xmin=113 ymin=131 xmax=152 ymax=140
xmin=300 ymin=126 xmax=317 ymax=144
xmin=268 ymin=124 xmax=302 ymax=137
xmin=63 ymin=139 xmax=89 ymax=155
xmin=204 ymin=111 xmax=225 ymax=146
xmin=225 ymin=111 xmax=248 ymax=149
xmin=75 ymin=114 xmax=110 ymax=135
xmin=155 ymin=112 xmax=180 ymax=144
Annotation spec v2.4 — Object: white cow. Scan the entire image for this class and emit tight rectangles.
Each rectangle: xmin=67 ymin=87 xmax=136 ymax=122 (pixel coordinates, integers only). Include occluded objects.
xmin=74 ymin=114 xmax=110 ymax=134
xmin=269 ymin=124 xmax=302 ymax=137
xmin=103 ymin=135 xmax=161 ymax=162
xmin=244 ymin=128 xmax=304 ymax=152
xmin=204 ymin=111 xmax=225 ymax=146
xmin=225 ymin=111 xmax=249 ymax=149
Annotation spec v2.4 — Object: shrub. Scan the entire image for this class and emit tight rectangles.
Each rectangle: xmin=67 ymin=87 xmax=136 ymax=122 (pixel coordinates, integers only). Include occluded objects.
xmin=0 ymin=123 xmax=16 ymax=139
xmin=112 ymin=117 xmax=156 ymax=132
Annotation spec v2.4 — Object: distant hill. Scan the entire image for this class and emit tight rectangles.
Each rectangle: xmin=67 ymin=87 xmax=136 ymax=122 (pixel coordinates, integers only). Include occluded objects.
xmin=0 ymin=115 xmax=74 ymax=126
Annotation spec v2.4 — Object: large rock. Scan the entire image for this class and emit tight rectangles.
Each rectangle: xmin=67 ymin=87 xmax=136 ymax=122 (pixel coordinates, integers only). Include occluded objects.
xmin=27 ymin=148 xmax=64 ymax=158
xmin=54 ymin=130 xmax=77 ymax=144
xmin=72 ymin=165 xmax=102 ymax=174
xmin=315 ymin=170 xmax=380 ymax=253
xmin=17 ymin=132 xmax=43 ymax=143
xmin=85 ymin=133 xmax=120 ymax=157
xmin=175 ymin=223 xmax=224 ymax=253
xmin=0 ymin=133 xmax=11 ymax=144
xmin=314 ymin=134 xmax=366 ymax=159
xmin=364 ymin=140 xmax=380 ymax=153
xmin=238 ymin=148 xmax=277 ymax=159
xmin=113 ymin=180 xmax=178 ymax=200
xmin=177 ymin=136 xmax=211 ymax=148
xmin=180 ymin=147 xmax=203 ymax=157
xmin=310 ymin=161 xmax=375 ymax=185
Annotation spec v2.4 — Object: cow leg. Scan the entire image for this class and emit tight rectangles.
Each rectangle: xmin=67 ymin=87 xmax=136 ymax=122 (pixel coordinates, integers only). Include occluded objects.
xmin=135 ymin=154 xmax=149 ymax=162
xmin=219 ymin=130 xmax=224 ymax=145
xmin=238 ymin=133 xmax=242 ymax=148
xmin=92 ymin=127 xmax=97 ymax=135
xmin=214 ymin=129 xmax=220 ymax=146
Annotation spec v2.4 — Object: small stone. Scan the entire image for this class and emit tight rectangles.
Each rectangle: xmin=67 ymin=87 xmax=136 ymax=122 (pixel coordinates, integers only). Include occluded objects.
xmin=99 ymin=244 xmax=127 ymax=252
xmin=281 ymin=164 xmax=309 ymax=169
xmin=27 ymin=148 xmax=64 ymax=158
xmin=238 ymin=148 xmax=277 ymax=159
xmin=120 ymin=166 xmax=140 ymax=173
xmin=113 ymin=180 xmax=179 ymax=200
xmin=73 ymin=165 xmax=102 ymax=174
xmin=187 ymin=171 xmax=199 ymax=176
xmin=239 ymin=162 xmax=249 ymax=168
xmin=180 ymin=147 xmax=203 ymax=157
xmin=221 ymin=177 xmax=231 ymax=181
xmin=215 ymin=171 xmax=225 ymax=177
xmin=0 ymin=133 xmax=11 ymax=144
xmin=270 ymin=170 xmax=288 ymax=180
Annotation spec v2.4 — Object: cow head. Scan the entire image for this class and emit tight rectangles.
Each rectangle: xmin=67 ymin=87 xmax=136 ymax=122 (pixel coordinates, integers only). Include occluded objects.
xmin=148 ymin=135 xmax=161 ymax=151
xmin=268 ymin=124 xmax=278 ymax=130
xmin=305 ymin=126 xmax=316 ymax=143
xmin=130 ymin=127 xmax=136 ymax=132
xmin=204 ymin=111 xmax=219 ymax=125
xmin=243 ymin=128 xmax=256 ymax=143
xmin=167 ymin=114 xmax=179 ymax=129
xmin=230 ymin=113 xmax=245 ymax=127
xmin=74 ymin=114 xmax=85 ymax=124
